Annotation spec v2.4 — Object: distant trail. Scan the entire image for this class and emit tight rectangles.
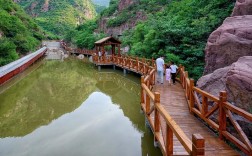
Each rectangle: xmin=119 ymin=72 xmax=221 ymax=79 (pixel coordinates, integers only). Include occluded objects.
xmin=42 ymin=41 xmax=62 ymax=50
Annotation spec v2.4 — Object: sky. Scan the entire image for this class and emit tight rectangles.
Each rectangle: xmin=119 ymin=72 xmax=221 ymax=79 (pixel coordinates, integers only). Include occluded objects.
xmin=92 ymin=0 xmax=110 ymax=7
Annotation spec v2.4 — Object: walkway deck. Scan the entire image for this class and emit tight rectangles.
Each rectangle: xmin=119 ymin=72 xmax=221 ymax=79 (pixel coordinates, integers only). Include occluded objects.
xmin=153 ymin=80 xmax=239 ymax=155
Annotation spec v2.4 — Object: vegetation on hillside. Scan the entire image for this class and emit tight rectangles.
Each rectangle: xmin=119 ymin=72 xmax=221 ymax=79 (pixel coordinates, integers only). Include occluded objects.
xmin=99 ymin=0 xmax=235 ymax=80
xmin=0 ymin=0 xmax=46 ymax=66
xmin=94 ymin=4 xmax=107 ymax=14
xmin=64 ymin=0 xmax=234 ymax=80
xmin=64 ymin=20 xmax=106 ymax=49
xmin=17 ymin=0 xmax=96 ymax=37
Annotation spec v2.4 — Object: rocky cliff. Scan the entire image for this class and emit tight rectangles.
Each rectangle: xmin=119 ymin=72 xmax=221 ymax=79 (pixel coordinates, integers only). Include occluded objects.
xmin=199 ymin=0 xmax=252 ymax=112
xmin=118 ymin=0 xmax=134 ymax=11
xmin=98 ymin=0 xmax=147 ymax=36
xmin=98 ymin=11 xmax=146 ymax=36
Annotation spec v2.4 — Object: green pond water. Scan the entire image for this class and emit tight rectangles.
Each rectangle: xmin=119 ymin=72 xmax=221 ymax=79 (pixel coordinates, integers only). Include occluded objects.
xmin=0 ymin=58 xmax=162 ymax=156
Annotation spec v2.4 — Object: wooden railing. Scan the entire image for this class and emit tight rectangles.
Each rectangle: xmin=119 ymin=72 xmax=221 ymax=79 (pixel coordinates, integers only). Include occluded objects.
xmin=75 ymin=48 xmax=94 ymax=55
xmin=140 ymin=69 xmax=204 ymax=156
xmin=179 ymin=66 xmax=252 ymax=156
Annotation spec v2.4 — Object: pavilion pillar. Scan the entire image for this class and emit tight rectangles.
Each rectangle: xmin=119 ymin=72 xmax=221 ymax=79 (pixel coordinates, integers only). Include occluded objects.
xmin=123 ymin=69 xmax=127 ymax=76
xmin=102 ymin=46 xmax=105 ymax=56
xmin=118 ymin=44 xmax=121 ymax=56
xmin=95 ymin=45 xmax=97 ymax=54
xmin=112 ymin=45 xmax=115 ymax=56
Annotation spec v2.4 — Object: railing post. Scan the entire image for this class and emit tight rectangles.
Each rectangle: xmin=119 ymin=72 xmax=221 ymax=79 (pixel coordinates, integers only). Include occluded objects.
xmin=219 ymin=91 xmax=227 ymax=140
xmin=154 ymin=92 xmax=160 ymax=144
xmin=179 ymin=64 xmax=182 ymax=81
xmin=183 ymin=71 xmax=188 ymax=89
xmin=189 ymin=79 xmax=195 ymax=113
xmin=192 ymin=134 xmax=205 ymax=156
xmin=141 ymin=76 xmax=145 ymax=104
xmin=166 ymin=125 xmax=173 ymax=156
xmin=143 ymin=64 xmax=146 ymax=75
xmin=202 ymin=96 xmax=208 ymax=118
xmin=153 ymin=69 xmax=156 ymax=85
xmin=136 ymin=57 xmax=139 ymax=72
xmin=146 ymin=81 xmax=150 ymax=114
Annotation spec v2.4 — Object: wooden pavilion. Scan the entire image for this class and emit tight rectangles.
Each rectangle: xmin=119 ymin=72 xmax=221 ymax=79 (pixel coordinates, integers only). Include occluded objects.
xmin=95 ymin=36 xmax=121 ymax=56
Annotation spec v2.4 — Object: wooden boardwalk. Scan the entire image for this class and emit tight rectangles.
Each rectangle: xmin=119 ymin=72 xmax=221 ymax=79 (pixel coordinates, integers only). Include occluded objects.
xmin=153 ymin=80 xmax=239 ymax=155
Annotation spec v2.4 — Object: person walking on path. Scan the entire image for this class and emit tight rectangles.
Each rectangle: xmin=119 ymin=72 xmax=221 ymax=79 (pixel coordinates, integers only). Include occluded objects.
xmin=170 ymin=61 xmax=178 ymax=84
xmin=156 ymin=56 xmax=165 ymax=84
xmin=166 ymin=66 xmax=172 ymax=86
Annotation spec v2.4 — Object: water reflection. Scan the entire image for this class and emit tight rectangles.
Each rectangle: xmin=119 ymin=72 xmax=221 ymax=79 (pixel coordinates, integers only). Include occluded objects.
xmin=0 ymin=92 xmax=142 ymax=156
xmin=0 ymin=60 xmax=96 ymax=137
xmin=0 ymin=59 xmax=162 ymax=156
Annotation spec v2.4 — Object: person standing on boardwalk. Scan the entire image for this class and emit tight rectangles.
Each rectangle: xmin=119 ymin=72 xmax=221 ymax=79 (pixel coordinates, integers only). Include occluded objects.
xmin=170 ymin=61 xmax=178 ymax=84
xmin=166 ymin=66 xmax=172 ymax=86
xmin=98 ymin=50 xmax=102 ymax=61
xmin=156 ymin=56 xmax=165 ymax=84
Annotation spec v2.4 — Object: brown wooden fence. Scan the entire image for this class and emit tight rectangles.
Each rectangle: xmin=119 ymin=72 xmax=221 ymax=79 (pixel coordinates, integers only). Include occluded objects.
xmin=179 ymin=66 xmax=252 ymax=156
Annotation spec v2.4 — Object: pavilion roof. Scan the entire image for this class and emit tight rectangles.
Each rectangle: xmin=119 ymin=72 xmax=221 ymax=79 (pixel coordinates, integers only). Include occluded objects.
xmin=95 ymin=36 xmax=121 ymax=45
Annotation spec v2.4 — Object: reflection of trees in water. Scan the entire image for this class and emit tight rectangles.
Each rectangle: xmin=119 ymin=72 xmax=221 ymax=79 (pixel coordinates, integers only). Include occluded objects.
xmin=0 ymin=60 xmax=96 ymax=137
xmin=95 ymin=72 xmax=162 ymax=156
xmin=94 ymin=72 xmax=140 ymax=97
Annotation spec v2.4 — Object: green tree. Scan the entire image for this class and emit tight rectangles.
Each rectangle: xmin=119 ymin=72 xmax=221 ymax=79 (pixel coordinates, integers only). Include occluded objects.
xmin=122 ymin=0 xmax=235 ymax=80
xmin=0 ymin=38 xmax=18 ymax=66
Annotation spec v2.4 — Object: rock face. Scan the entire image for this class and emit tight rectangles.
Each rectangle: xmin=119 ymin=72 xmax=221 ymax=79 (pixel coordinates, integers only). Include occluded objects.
xmin=200 ymin=0 xmax=252 ymax=112
xmin=226 ymin=56 xmax=252 ymax=111
xmin=204 ymin=15 xmax=252 ymax=74
xmin=97 ymin=0 xmax=147 ymax=36
xmin=118 ymin=0 xmax=134 ymax=11
xmin=231 ymin=0 xmax=252 ymax=16
xmin=98 ymin=11 xmax=146 ymax=36
xmin=198 ymin=56 xmax=252 ymax=111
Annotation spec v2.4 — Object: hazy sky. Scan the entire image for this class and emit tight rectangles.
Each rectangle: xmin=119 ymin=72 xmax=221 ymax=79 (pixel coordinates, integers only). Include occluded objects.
xmin=92 ymin=0 xmax=110 ymax=7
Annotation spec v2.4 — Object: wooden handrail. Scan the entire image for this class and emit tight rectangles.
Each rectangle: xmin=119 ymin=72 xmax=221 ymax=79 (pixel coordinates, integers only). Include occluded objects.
xmin=156 ymin=102 xmax=193 ymax=154
xmin=140 ymin=68 xmax=203 ymax=156
xmin=193 ymin=87 xmax=219 ymax=102
xmin=224 ymin=102 xmax=252 ymax=121
xmin=179 ymin=66 xmax=252 ymax=155
xmin=141 ymin=83 xmax=155 ymax=101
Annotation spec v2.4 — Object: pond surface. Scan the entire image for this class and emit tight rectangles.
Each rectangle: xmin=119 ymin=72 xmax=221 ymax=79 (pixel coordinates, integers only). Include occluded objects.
xmin=0 ymin=58 xmax=162 ymax=156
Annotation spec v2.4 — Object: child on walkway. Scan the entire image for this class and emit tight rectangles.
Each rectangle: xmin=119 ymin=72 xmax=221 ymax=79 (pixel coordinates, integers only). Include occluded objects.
xmin=166 ymin=66 xmax=171 ymax=86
